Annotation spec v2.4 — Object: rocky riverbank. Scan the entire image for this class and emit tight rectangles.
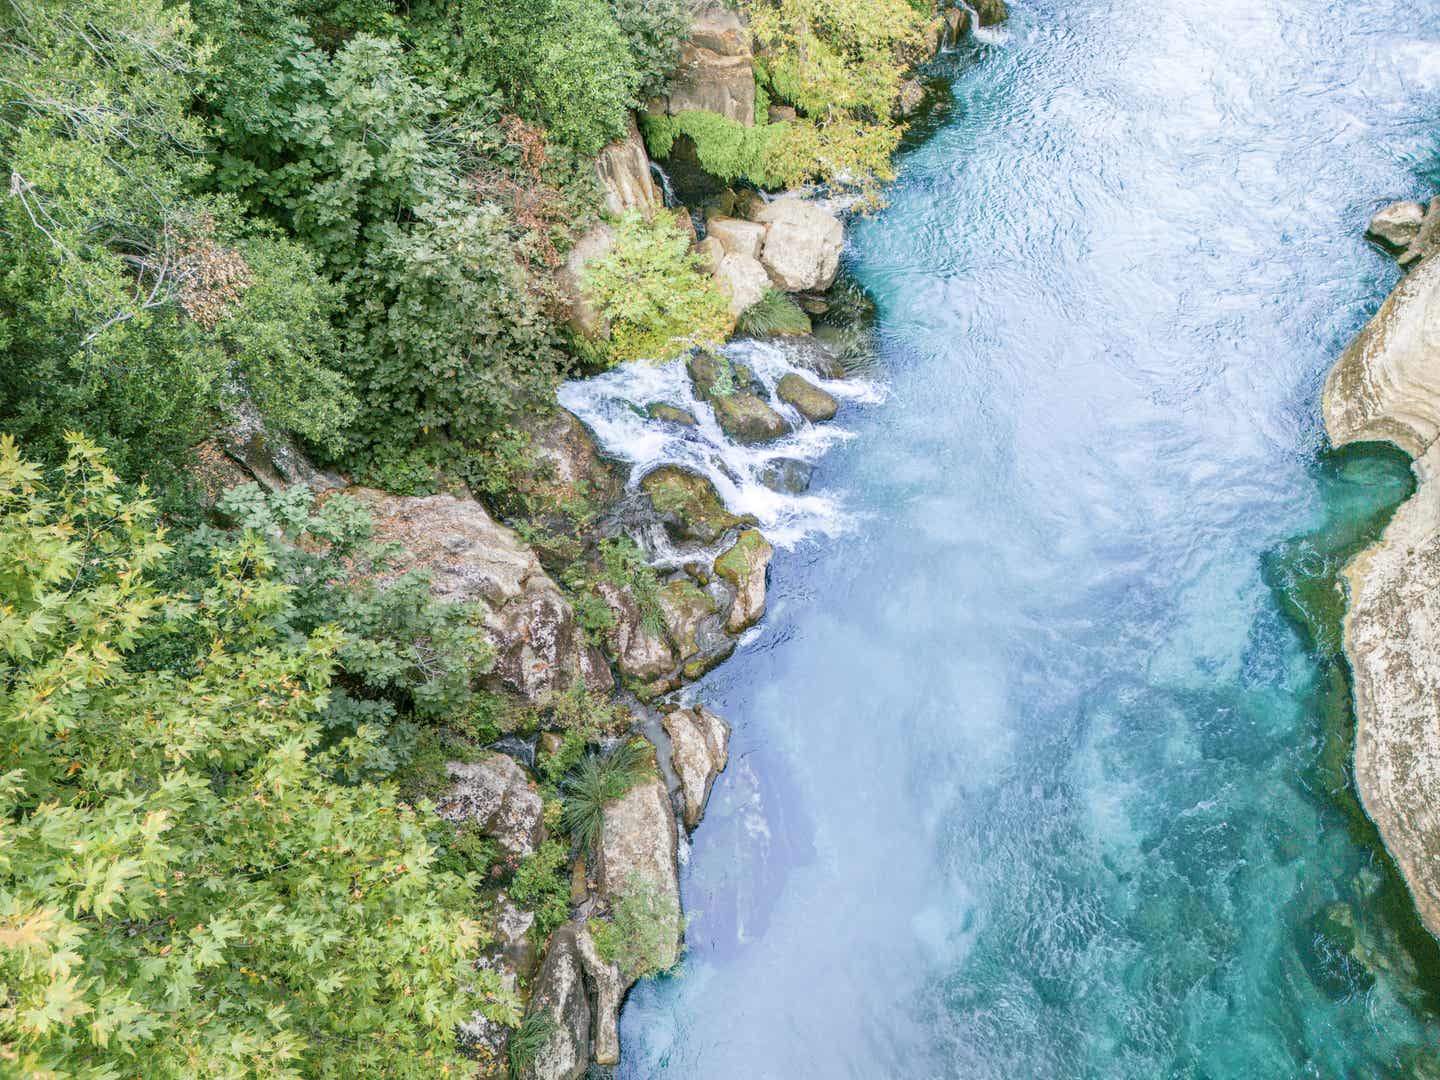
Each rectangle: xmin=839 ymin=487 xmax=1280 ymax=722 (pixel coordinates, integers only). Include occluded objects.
xmin=1324 ymin=201 xmax=1440 ymax=943
xmin=202 ymin=3 xmax=1007 ymax=1077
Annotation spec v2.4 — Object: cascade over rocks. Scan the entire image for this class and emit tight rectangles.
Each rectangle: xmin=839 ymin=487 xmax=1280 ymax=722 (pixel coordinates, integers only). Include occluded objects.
xmin=436 ymin=754 xmax=546 ymax=856
xmin=1324 ymin=235 xmax=1440 ymax=942
xmin=663 ymin=705 xmax=731 ymax=829
xmin=348 ymin=488 xmax=613 ymax=702
xmin=639 ymin=464 xmax=749 ymax=544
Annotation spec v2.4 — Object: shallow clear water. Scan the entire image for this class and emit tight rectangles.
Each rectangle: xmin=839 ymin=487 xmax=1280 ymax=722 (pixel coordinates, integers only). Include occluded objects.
xmin=615 ymin=0 xmax=1440 ymax=1074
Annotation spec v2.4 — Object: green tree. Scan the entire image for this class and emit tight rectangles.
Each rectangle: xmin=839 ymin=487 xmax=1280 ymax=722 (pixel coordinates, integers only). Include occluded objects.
xmin=0 ymin=435 xmax=506 ymax=1078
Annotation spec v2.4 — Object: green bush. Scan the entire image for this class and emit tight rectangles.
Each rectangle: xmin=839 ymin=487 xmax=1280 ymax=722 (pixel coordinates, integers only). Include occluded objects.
xmin=737 ymin=288 xmax=813 ymax=337
xmin=589 ymin=872 xmax=686 ymax=981
xmin=582 ymin=211 xmax=733 ymax=365
xmin=559 ymin=740 xmax=653 ymax=853
xmin=610 ymin=0 xmax=691 ymax=98
xmin=0 ymin=434 xmax=505 ymax=1077
xmin=510 ymin=839 xmax=573 ymax=941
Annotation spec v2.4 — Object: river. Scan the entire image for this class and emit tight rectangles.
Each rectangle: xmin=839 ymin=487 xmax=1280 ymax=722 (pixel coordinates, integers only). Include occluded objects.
xmin=590 ymin=0 xmax=1440 ymax=1074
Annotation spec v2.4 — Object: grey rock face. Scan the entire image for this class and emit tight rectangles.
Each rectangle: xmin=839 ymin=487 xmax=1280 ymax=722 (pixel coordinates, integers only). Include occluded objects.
xmin=596 ymin=115 xmax=659 ymax=219
xmin=759 ymin=457 xmax=814 ymax=493
xmin=711 ymin=391 xmax=794 ymax=443
xmin=575 ymin=924 xmax=625 ymax=1067
xmin=436 ymin=754 xmax=546 ymax=857
xmin=350 ymin=489 xmax=613 ymax=702
xmin=713 ymin=529 xmax=773 ymax=633
xmin=598 ymin=777 xmax=682 ymax=971
xmin=660 ymin=0 xmax=755 ymax=124
xmin=755 ymin=198 xmax=845 ymax=292
xmin=598 ymin=580 xmax=676 ymax=681
xmin=663 ymin=705 xmax=731 ymax=830
xmin=558 ymin=223 xmax=617 ymax=339
xmin=714 ymin=251 xmax=771 ymax=316
xmin=707 ymin=216 xmax=767 ymax=259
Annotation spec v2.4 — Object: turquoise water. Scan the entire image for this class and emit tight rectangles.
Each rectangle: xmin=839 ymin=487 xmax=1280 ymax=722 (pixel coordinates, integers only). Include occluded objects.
xmin=618 ymin=0 xmax=1440 ymax=1074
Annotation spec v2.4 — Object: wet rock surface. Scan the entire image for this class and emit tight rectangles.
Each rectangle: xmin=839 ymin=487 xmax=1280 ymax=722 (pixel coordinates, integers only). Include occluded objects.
xmin=663 ymin=705 xmax=732 ymax=829
xmin=777 ymin=372 xmax=840 ymax=421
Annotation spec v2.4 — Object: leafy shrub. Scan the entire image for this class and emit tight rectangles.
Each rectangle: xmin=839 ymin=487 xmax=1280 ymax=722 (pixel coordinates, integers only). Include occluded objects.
xmin=0 ymin=434 xmax=502 ymax=1077
xmin=589 ymin=872 xmax=687 ymax=981
xmin=610 ymin=0 xmax=691 ymax=98
xmin=582 ymin=211 xmax=733 ymax=365
xmin=510 ymin=839 xmax=574 ymax=941
xmin=737 ymin=288 xmax=813 ymax=337
xmin=559 ymin=739 xmax=653 ymax=853
xmin=640 ymin=110 xmax=802 ymax=190
xmin=600 ymin=536 xmax=667 ymax=636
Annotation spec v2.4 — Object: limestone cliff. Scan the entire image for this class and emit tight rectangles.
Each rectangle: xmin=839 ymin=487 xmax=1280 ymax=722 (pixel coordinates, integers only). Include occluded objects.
xmin=1324 ymin=251 xmax=1440 ymax=939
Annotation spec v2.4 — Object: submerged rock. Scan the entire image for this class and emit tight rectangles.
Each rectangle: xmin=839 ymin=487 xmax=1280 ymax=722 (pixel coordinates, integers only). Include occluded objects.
xmin=714 ymin=528 xmax=773 ymax=633
xmin=756 ymin=198 xmax=845 ymax=293
xmin=1366 ymin=200 xmax=1425 ymax=254
xmin=646 ymin=402 xmax=698 ymax=427
xmin=777 ymin=372 xmax=839 ymax=422
xmin=436 ymin=754 xmax=546 ymax=857
xmin=663 ymin=705 xmax=731 ymax=830
xmin=639 ymin=464 xmax=746 ymax=543
xmin=759 ymin=457 xmax=814 ymax=494
xmin=527 ymin=925 xmax=591 ymax=1080
xmin=350 ymin=489 xmax=612 ymax=702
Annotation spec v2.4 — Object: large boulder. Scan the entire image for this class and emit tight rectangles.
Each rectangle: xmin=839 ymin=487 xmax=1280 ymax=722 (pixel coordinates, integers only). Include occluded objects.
xmin=715 ymin=252 xmax=771 ymax=317
xmin=1367 ymin=200 xmax=1426 ymax=255
xmin=527 ymin=926 xmax=591 ymax=1080
xmin=713 ymin=529 xmax=773 ymax=633
xmin=777 ymin=372 xmax=839 ymax=422
xmin=707 ymin=216 xmax=767 ymax=259
xmin=972 ymin=0 xmax=1010 ymax=25
xmin=456 ymin=892 xmax=539 ymax=1069
xmin=662 ymin=705 xmax=731 ymax=830
xmin=756 ymin=198 xmax=845 ymax=292
xmin=596 ymin=114 xmax=659 ymax=219
xmin=659 ymin=0 xmax=755 ymax=125
xmin=658 ymin=581 xmax=721 ymax=664
xmin=218 ymin=394 xmax=345 ymax=495
xmin=1322 ymin=254 xmax=1440 ymax=458
xmin=349 ymin=489 xmax=613 ymax=702
xmin=598 ymin=776 xmax=682 ymax=970
xmin=436 ymin=754 xmax=546 ymax=856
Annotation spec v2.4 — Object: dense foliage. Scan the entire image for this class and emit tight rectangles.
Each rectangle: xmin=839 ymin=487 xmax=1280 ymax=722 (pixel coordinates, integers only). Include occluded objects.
xmin=0 ymin=437 xmax=502 ymax=1077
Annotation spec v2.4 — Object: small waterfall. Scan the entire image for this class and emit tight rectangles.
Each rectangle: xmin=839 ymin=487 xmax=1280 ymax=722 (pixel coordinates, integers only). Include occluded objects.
xmin=958 ymin=1 xmax=1009 ymax=45
xmin=649 ymin=162 xmax=677 ymax=208
xmin=557 ymin=338 xmax=884 ymax=551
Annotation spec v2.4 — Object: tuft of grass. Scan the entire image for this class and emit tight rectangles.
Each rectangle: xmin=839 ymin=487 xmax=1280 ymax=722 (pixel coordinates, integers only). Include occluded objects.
xmin=507 ymin=1011 xmax=557 ymax=1080
xmin=560 ymin=739 xmax=652 ymax=853
xmin=736 ymin=288 xmax=812 ymax=337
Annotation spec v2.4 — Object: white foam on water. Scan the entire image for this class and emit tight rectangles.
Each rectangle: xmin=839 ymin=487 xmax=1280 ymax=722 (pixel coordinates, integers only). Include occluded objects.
xmin=557 ymin=337 xmax=881 ymax=548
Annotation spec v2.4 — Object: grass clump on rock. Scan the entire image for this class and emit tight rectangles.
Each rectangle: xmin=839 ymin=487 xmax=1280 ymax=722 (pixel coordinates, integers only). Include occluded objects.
xmin=737 ymin=288 xmax=813 ymax=337
xmin=560 ymin=738 xmax=653 ymax=853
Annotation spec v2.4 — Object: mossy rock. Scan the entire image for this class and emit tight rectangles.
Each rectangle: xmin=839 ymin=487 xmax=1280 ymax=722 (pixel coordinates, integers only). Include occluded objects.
xmin=658 ymin=580 xmax=718 ymax=661
xmin=714 ymin=529 xmax=774 ymax=632
xmin=712 ymin=392 xmax=793 ymax=444
xmin=776 ymin=373 xmax=838 ymax=422
xmin=646 ymin=402 xmax=697 ymax=427
xmin=639 ymin=465 xmax=748 ymax=544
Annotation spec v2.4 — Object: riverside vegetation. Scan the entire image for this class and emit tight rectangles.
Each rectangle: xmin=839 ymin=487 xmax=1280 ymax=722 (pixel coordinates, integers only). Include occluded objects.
xmin=0 ymin=0 xmax=1005 ymax=1075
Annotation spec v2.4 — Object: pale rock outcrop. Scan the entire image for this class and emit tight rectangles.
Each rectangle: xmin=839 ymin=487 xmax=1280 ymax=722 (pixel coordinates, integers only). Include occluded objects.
xmin=756 ymin=198 xmax=845 ymax=292
xmin=713 ymin=529 xmax=773 ymax=633
xmin=660 ymin=0 xmax=755 ymax=125
xmin=715 ymin=251 xmax=771 ymax=316
xmin=1367 ymin=200 xmax=1426 ymax=255
xmin=707 ymin=216 xmax=767 ymax=260
xmin=598 ymin=776 xmax=682 ymax=971
xmin=596 ymin=115 xmax=659 ymax=219
xmin=1324 ymin=242 xmax=1440 ymax=941
xmin=528 ymin=926 xmax=591 ymax=1080
xmin=662 ymin=705 xmax=731 ymax=829
xmin=695 ymin=234 xmax=726 ymax=274
xmin=558 ymin=223 xmax=616 ymax=339
xmin=597 ymin=580 xmax=676 ymax=681
xmin=436 ymin=754 xmax=546 ymax=856
xmin=350 ymin=489 xmax=613 ymax=702
xmin=1402 ymin=199 xmax=1440 ymax=267
xmin=575 ymin=924 xmax=625 ymax=1067
xmin=1322 ymin=254 xmax=1440 ymax=457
